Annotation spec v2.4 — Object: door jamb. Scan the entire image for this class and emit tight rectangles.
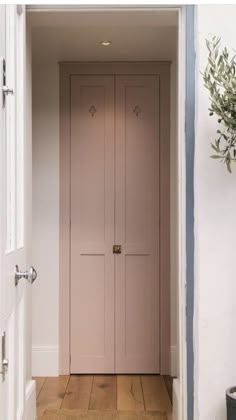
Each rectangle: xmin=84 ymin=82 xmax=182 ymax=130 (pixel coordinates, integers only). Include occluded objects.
xmin=59 ymin=62 xmax=171 ymax=376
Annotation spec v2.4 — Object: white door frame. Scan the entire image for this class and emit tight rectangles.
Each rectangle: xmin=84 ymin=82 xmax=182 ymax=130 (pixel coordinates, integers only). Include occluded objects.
xmin=26 ymin=4 xmax=189 ymax=420
xmin=175 ymin=6 xmax=188 ymax=420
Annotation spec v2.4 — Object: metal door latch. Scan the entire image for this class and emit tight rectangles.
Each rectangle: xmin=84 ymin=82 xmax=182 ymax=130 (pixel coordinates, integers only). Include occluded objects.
xmin=15 ymin=265 xmax=37 ymax=287
xmin=0 ymin=332 xmax=8 ymax=382
xmin=2 ymin=58 xmax=14 ymax=107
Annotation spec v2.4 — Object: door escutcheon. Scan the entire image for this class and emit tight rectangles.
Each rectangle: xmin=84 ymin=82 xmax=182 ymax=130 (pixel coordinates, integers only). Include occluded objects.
xmin=113 ymin=245 xmax=122 ymax=254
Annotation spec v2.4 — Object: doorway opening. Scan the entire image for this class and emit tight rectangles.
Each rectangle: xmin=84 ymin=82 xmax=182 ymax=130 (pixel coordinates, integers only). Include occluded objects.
xmin=60 ymin=62 xmax=170 ymax=376
xmin=29 ymin=6 xmax=186 ymax=420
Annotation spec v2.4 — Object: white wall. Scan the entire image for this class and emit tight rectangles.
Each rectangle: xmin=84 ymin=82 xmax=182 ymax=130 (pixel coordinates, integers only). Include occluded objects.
xmin=32 ymin=62 xmax=60 ymax=376
xmin=194 ymin=5 xmax=236 ymax=420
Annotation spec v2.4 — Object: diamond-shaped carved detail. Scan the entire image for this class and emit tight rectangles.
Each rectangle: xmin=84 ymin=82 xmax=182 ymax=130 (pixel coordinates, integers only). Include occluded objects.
xmin=89 ymin=105 xmax=97 ymax=117
xmin=133 ymin=105 xmax=142 ymax=117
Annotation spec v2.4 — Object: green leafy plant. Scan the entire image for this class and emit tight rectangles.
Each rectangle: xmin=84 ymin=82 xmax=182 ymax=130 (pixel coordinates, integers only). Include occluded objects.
xmin=203 ymin=36 xmax=236 ymax=172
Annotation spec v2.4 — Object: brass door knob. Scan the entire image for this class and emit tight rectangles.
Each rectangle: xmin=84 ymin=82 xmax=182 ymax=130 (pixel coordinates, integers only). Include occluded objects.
xmin=113 ymin=245 xmax=122 ymax=254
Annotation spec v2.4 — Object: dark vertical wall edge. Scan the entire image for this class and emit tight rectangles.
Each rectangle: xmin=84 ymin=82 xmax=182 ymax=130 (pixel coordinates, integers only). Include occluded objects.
xmin=185 ymin=5 xmax=195 ymax=420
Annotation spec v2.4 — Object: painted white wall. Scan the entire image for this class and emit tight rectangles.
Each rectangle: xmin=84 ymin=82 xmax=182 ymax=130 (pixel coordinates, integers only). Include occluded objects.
xmin=32 ymin=62 xmax=60 ymax=376
xmin=194 ymin=5 xmax=236 ymax=420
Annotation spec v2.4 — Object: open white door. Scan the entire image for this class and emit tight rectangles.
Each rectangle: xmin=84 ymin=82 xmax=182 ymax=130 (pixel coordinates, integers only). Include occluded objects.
xmin=0 ymin=5 xmax=36 ymax=420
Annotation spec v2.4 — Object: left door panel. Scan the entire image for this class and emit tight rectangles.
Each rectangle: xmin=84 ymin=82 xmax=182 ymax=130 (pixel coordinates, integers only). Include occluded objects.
xmin=70 ymin=76 xmax=115 ymax=373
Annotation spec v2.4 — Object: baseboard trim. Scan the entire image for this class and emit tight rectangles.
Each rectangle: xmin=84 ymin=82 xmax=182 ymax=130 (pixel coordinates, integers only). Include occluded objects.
xmin=32 ymin=346 xmax=59 ymax=376
xmin=171 ymin=345 xmax=177 ymax=377
xmin=32 ymin=344 xmax=176 ymax=377
xmin=24 ymin=380 xmax=36 ymax=420
xmin=172 ymin=378 xmax=180 ymax=420
xmin=17 ymin=408 xmax=24 ymax=420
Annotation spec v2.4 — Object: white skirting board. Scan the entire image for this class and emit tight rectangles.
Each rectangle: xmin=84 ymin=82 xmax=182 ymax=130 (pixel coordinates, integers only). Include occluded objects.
xmin=32 ymin=345 xmax=176 ymax=377
xmin=24 ymin=380 xmax=36 ymax=420
xmin=172 ymin=378 xmax=180 ymax=420
xmin=171 ymin=345 xmax=178 ymax=377
xmin=32 ymin=346 xmax=59 ymax=376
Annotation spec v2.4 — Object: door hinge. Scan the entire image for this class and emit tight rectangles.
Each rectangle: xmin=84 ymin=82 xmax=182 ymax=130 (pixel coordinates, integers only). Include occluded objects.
xmin=17 ymin=5 xmax=24 ymax=15
xmin=0 ymin=332 xmax=9 ymax=382
xmin=2 ymin=58 xmax=14 ymax=108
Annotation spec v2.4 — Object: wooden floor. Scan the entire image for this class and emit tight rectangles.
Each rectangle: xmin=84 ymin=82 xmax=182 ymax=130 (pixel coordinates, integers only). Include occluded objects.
xmin=35 ymin=375 xmax=172 ymax=419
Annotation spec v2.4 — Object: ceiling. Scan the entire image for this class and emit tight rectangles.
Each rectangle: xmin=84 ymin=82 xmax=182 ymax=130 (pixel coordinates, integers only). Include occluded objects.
xmin=28 ymin=9 xmax=178 ymax=63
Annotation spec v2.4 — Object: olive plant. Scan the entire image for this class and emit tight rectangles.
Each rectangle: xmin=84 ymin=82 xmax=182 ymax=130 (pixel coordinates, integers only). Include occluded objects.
xmin=203 ymin=36 xmax=236 ymax=172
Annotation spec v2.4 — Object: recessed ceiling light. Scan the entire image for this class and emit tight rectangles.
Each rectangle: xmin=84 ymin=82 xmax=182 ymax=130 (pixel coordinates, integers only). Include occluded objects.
xmin=100 ymin=40 xmax=112 ymax=46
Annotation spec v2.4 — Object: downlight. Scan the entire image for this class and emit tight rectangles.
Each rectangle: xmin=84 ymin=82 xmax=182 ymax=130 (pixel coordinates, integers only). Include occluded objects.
xmin=100 ymin=40 xmax=112 ymax=46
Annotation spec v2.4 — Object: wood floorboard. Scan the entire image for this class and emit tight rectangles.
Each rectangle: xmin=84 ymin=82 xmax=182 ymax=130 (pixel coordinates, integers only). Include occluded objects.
xmin=62 ymin=375 xmax=93 ymax=409
xmin=117 ymin=376 xmax=145 ymax=411
xmin=40 ymin=410 xmax=168 ymax=420
xmin=34 ymin=377 xmax=47 ymax=399
xmin=89 ymin=375 xmax=117 ymax=410
xmin=36 ymin=375 xmax=172 ymax=419
xmin=36 ymin=376 xmax=70 ymax=418
xmin=163 ymin=376 xmax=173 ymax=404
xmin=141 ymin=376 xmax=172 ymax=413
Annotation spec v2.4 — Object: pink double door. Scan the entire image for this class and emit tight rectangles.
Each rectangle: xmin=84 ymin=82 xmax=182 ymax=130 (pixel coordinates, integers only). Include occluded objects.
xmin=70 ymin=75 xmax=160 ymax=374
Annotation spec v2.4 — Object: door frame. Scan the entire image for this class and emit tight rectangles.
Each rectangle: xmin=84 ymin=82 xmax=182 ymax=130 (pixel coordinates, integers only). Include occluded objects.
xmin=59 ymin=62 xmax=170 ymax=375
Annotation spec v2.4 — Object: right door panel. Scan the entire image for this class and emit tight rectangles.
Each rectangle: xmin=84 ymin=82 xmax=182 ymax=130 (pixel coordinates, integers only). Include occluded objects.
xmin=115 ymin=76 xmax=160 ymax=373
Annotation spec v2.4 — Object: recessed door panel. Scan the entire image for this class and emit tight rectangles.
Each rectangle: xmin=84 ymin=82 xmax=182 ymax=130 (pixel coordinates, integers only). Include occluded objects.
xmin=115 ymin=76 xmax=160 ymax=373
xmin=124 ymin=255 xmax=154 ymax=356
xmin=75 ymin=255 xmax=105 ymax=357
xmin=70 ymin=76 xmax=115 ymax=373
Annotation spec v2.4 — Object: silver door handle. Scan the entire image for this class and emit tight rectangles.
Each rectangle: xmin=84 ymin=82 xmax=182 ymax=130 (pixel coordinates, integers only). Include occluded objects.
xmin=15 ymin=265 xmax=37 ymax=286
